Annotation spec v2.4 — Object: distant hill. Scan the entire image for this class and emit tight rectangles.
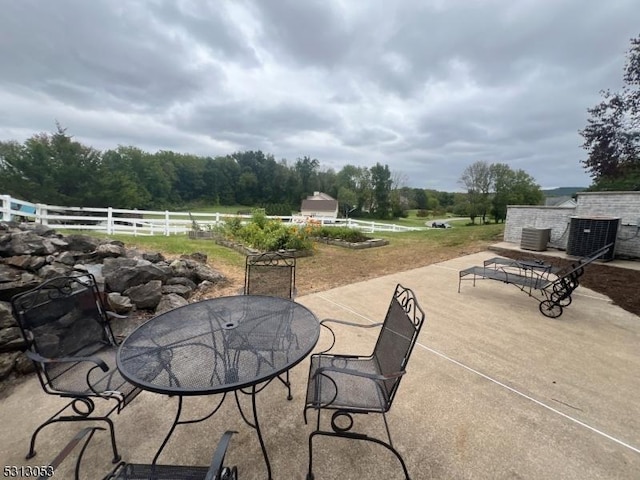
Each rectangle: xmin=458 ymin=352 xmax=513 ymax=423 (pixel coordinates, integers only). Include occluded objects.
xmin=542 ymin=187 xmax=586 ymax=197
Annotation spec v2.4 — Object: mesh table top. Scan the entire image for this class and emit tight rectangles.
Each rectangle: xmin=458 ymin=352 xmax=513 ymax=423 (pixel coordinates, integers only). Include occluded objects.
xmin=117 ymin=295 xmax=319 ymax=395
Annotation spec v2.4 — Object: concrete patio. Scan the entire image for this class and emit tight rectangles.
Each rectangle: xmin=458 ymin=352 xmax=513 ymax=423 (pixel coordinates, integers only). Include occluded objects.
xmin=1 ymin=250 xmax=639 ymax=479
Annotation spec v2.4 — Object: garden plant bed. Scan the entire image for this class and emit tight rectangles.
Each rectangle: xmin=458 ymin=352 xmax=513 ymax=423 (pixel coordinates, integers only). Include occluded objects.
xmin=313 ymin=237 xmax=389 ymax=249
xmin=189 ymin=232 xmax=313 ymax=258
xmin=213 ymin=237 xmax=312 ymax=258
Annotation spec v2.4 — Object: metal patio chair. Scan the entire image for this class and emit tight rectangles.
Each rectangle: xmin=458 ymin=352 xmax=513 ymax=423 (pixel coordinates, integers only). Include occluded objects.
xmin=37 ymin=427 xmax=237 ymax=480
xmin=243 ymin=251 xmax=296 ymax=299
xmin=11 ymin=273 xmax=141 ymax=463
xmin=304 ymin=283 xmax=426 ymax=480
xmin=235 ymin=252 xmax=298 ymax=399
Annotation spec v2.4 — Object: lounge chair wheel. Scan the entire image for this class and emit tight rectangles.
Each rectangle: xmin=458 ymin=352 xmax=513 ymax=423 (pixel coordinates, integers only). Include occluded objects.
xmin=551 ymin=292 xmax=572 ymax=307
xmin=539 ymin=300 xmax=562 ymax=318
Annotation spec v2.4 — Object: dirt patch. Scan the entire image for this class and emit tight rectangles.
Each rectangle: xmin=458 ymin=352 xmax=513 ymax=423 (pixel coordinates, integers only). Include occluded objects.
xmin=204 ymin=242 xmax=640 ymax=318
xmin=202 ymin=239 xmax=497 ymax=297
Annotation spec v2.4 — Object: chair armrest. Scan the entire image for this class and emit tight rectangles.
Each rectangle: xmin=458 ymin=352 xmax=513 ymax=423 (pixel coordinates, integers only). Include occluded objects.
xmin=320 ymin=318 xmax=383 ymax=328
xmin=318 ymin=319 xmax=383 ymax=354
xmin=39 ymin=427 xmax=104 ymax=480
xmin=25 ymin=350 xmax=110 ymax=372
xmin=106 ymin=311 xmax=128 ymax=320
xmin=204 ymin=430 xmax=237 ymax=480
xmin=313 ymin=365 xmax=406 ymax=382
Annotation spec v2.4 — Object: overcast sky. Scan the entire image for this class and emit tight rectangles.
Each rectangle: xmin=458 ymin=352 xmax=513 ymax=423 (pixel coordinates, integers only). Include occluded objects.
xmin=1 ymin=1 xmax=639 ymax=191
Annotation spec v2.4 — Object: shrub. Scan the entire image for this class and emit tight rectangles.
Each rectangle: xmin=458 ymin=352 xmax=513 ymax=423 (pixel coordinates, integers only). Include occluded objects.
xmin=222 ymin=216 xmax=243 ymax=237
xmin=416 ymin=210 xmax=429 ymax=218
xmin=223 ymin=214 xmax=314 ymax=252
xmin=264 ymin=203 xmax=293 ymax=216
xmin=251 ymin=209 xmax=268 ymax=229
xmin=315 ymin=226 xmax=371 ymax=243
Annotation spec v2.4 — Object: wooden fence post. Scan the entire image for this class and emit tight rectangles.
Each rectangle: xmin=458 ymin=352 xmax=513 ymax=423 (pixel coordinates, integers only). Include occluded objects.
xmin=164 ymin=211 xmax=170 ymax=236
xmin=36 ymin=203 xmax=47 ymax=225
xmin=107 ymin=207 xmax=113 ymax=235
xmin=0 ymin=194 xmax=11 ymax=221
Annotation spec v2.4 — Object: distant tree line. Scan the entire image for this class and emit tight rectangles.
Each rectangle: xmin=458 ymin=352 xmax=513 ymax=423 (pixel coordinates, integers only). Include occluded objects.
xmin=0 ymin=126 xmax=465 ymax=219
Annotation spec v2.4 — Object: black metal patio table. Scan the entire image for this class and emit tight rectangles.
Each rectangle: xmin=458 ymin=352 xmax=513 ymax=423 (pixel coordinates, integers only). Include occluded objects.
xmin=116 ymin=295 xmax=320 ymax=479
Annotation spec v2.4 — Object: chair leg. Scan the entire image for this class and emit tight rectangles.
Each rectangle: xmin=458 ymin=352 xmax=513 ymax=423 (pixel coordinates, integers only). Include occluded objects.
xmin=306 ymin=429 xmax=411 ymax=480
xmin=307 ymin=430 xmax=317 ymax=480
xmin=27 ymin=407 xmax=121 ymax=463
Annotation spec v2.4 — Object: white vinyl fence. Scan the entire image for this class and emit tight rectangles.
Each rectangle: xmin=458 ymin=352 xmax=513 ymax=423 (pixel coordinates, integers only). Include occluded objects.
xmin=1 ymin=194 xmax=422 ymax=236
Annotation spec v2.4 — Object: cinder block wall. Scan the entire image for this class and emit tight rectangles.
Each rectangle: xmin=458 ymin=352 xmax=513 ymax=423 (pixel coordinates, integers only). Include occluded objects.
xmin=504 ymin=206 xmax=576 ymax=248
xmin=504 ymin=192 xmax=640 ymax=259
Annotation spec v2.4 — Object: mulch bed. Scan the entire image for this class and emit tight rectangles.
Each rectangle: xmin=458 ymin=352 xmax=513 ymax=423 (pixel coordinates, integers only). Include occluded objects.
xmin=492 ymin=248 xmax=640 ymax=317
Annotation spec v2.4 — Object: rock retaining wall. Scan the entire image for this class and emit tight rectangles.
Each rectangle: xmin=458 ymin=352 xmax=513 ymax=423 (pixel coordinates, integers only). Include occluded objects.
xmin=0 ymin=222 xmax=226 ymax=380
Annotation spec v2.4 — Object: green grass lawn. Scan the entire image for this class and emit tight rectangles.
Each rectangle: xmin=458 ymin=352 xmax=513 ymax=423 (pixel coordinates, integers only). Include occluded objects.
xmin=85 ymin=232 xmax=246 ymax=268
xmin=374 ymin=222 xmax=504 ymax=247
xmin=90 ymin=221 xmax=503 ymax=257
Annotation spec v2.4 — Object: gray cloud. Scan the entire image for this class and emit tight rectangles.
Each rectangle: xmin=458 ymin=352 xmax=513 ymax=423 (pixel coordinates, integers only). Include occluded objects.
xmin=1 ymin=0 xmax=639 ymax=191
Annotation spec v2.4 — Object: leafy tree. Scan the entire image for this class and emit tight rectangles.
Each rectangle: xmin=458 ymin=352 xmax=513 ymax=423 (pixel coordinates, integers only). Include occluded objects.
xmin=580 ymin=35 xmax=640 ymax=191
xmin=410 ymin=189 xmax=426 ymax=210
xmin=459 ymin=161 xmax=542 ymax=223
xmin=490 ymin=164 xmax=542 ymax=222
xmin=208 ymin=156 xmax=240 ymax=205
xmin=370 ymin=162 xmax=392 ymax=219
xmin=321 ymin=168 xmax=340 ymax=199
xmin=172 ymin=153 xmax=206 ymax=203
xmin=97 ymin=149 xmax=151 ymax=208
xmin=295 ymin=156 xmax=320 ymax=196
xmin=0 ymin=126 xmax=101 ymax=205
xmin=436 ymin=191 xmax=455 ymax=210
xmin=237 ymin=171 xmax=259 ymax=205
xmin=336 ymin=164 xmax=373 ymax=214
xmin=0 ymin=140 xmax=37 ymax=200
xmin=459 ymin=161 xmax=492 ymax=224
xmin=337 ymin=186 xmax=358 ymax=217
xmin=119 ymin=147 xmax=176 ymax=208
xmin=232 ymin=151 xmax=283 ymax=204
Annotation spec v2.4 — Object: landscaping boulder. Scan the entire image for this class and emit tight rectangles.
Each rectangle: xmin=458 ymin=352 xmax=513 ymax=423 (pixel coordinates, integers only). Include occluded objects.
xmin=0 ymin=327 xmax=25 ymax=353
xmin=39 ymin=264 xmax=72 ymax=279
xmin=5 ymin=255 xmax=33 ymax=270
xmin=143 ymin=251 xmax=165 ymax=263
xmin=107 ymin=293 xmax=134 ymax=314
xmin=162 ymin=284 xmax=193 ymax=298
xmin=94 ymin=243 xmax=127 ymax=258
xmin=0 ymin=352 xmax=20 ymax=380
xmin=14 ymin=353 xmax=36 ymax=374
xmin=0 ymin=231 xmax=58 ymax=256
xmin=102 ymin=257 xmax=138 ymax=276
xmin=166 ymin=276 xmax=197 ymax=290
xmin=0 ymin=301 xmax=15 ymax=328
xmin=181 ymin=252 xmax=207 ymax=264
xmin=63 ymin=234 xmax=101 ymax=253
xmin=124 ymin=280 xmax=163 ymax=310
xmin=0 ymin=268 xmax=40 ymax=301
xmin=105 ymin=261 xmax=168 ymax=293
xmin=56 ymin=251 xmax=77 ymax=266
xmin=155 ymin=293 xmax=188 ymax=314
xmin=0 ymin=264 xmax=21 ymax=283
